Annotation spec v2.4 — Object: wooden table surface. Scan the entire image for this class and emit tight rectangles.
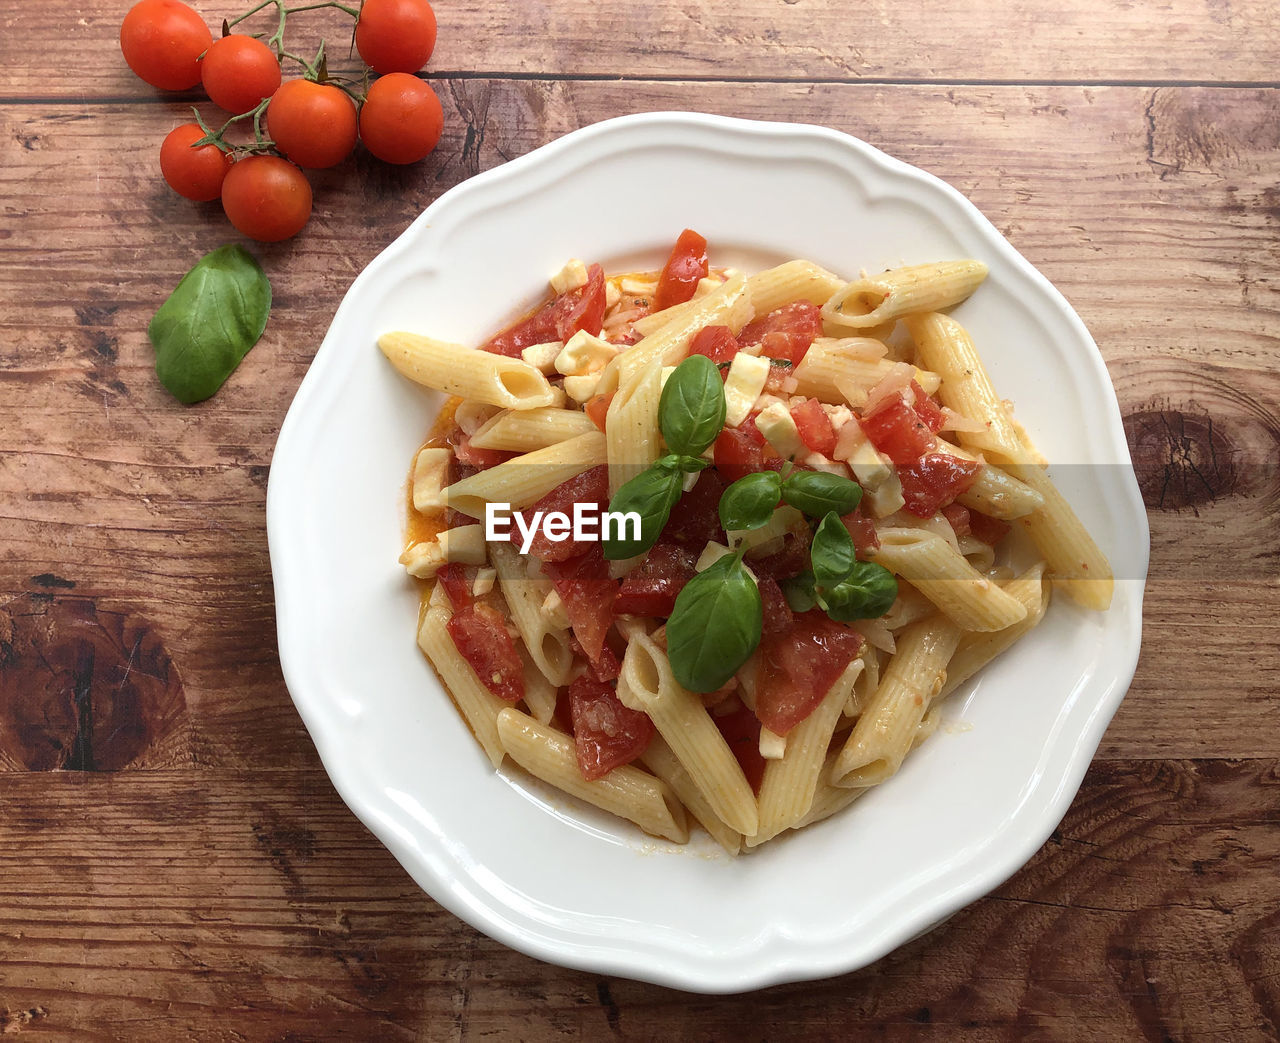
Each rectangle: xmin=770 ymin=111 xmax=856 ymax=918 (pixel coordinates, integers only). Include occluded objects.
xmin=3 ymin=0 xmax=1279 ymax=1038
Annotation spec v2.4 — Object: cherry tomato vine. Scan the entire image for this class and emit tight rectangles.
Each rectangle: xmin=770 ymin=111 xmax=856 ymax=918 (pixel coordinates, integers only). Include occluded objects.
xmin=120 ymin=0 xmax=444 ymax=241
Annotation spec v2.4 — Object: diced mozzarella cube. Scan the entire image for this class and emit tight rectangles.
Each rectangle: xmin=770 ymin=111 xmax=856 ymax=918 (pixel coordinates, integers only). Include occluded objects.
xmin=823 ymin=403 xmax=853 ymax=432
xmin=549 ymin=258 xmax=588 ymax=294
xmin=722 ymin=352 xmax=771 ymax=427
xmin=555 ymin=330 xmax=618 ymax=376
xmin=472 ymin=567 xmax=497 ymax=598
xmin=849 ymin=437 xmax=894 ymax=489
xmin=400 ymin=540 xmax=444 ymax=579
xmin=521 ymin=341 xmax=562 ymax=375
xmin=755 ymin=402 xmax=804 ymax=460
xmin=604 ymin=280 xmax=621 ymax=309
xmin=759 ymin=727 xmax=787 ymax=760
xmin=441 ymin=525 xmax=488 ymax=564
xmin=412 ymin=447 xmax=451 ymax=512
xmin=866 ymin=471 xmax=905 ymax=518
xmin=541 ymin=589 xmax=571 ymax=630
xmin=563 ymin=372 xmax=602 ymax=403
xmin=733 ymin=505 xmax=804 ymax=559
xmin=802 ymin=452 xmax=850 ymax=477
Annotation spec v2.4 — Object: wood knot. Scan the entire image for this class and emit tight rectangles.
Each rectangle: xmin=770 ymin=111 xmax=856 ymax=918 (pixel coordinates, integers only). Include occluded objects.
xmin=1123 ymin=409 xmax=1239 ymax=510
xmin=0 ymin=593 xmax=190 ymax=772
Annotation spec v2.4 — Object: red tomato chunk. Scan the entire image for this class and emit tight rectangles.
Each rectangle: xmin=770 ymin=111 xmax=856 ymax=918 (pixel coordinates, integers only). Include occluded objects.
xmin=897 ymin=453 xmax=982 ymax=518
xmin=755 ymin=612 xmax=864 ymax=735
xmin=525 ymin=465 xmax=610 ymax=562
xmin=757 ymin=575 xmax=794 ymax=635
xmin=567 ymin=675 xmax=654 ymax=780
xmin=437 ymin=562 xmax=475 ymax=610
xmin=584 ymin=392 xmax=613 ymax=432
xmin=911 ymin=380 xmax=946 ymax=434
xmin=942 ymin=502 xmax=971 ymax=538
xmin=840 ymin=507 xmax=880 ymax=559
xmin=483 ymin=263 xmax=606 ymax=357
xmin=652 ymin=229 xmax=709 ymax=312
xmin=713 ymin=704 xmax=766 ymax=793
xmin=859 ymin=398 xmax=935 ymax=466
xmin=658 ymin=471 xmax=727 ymax=549
xmin=688 ymin=324 xmax=739 ymax=366
xmin=544 ymin=546 xmax=618 ymax=665
xmin=790 ymin=398 xmax=837 ymax=457
xmin=969 ymin=510 xmax=1012 ymax=546
xmin=446 ymin=602 xmax=525 ymax=702
xmin=712 ymin=418 xmax=783 ymax=483
xmin=453 ymin=430 xmax=512 ymax=471
xmin=615 ymin=542 xmax=698 ymax=618
xmin=738 ymin=302 xmax=823 ymax=365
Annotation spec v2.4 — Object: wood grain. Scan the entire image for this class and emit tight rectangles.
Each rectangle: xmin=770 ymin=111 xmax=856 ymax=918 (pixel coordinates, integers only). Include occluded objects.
xmin=0 ymin=761 xmax=1276 ymax=1038
xmin=3 ymin=0 xmax=1280 ymax=97
xmin=2 ymin=0 xmax=1279 ymax=1035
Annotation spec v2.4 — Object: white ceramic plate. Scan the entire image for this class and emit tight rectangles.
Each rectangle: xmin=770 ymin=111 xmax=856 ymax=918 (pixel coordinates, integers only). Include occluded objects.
xmin=268 ymin=112 xmax=1149 ymax=993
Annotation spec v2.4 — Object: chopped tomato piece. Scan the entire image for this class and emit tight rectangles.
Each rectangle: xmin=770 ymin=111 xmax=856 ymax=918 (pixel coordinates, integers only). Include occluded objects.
xmin=763 ymin=361 xmax=796 ymax=395
xmin=446 ymin=602 xmax=524 ymax=702
xmin=790 ymin=398 xmax=837 ymax=457
xmin=652 ymin=229 xmax=709 ymax=312
xmin=615 ymin=542 xmax=697 ymax=617
xmin=567 ymin=675 xmax=654 ymax=779
xmin=737 ymin=302 xmax=823 ymax=365
xmin=751 ymin=530 xmax=812 ymax=582
xmin=453 ymin=431 xmax=512 ymax=471
xmin=544 ymin=546 xmax=618 ymax=664
xmin=436 ymin=563 xmax=475 ymax=610
xmin=840 ymin=507 xmax=880 ymax=559
xmin=969 ymin=510 xmax=1012 ymax=546
xmin=859 ymin=398 xmax=935 ymax=466
xmin=483 ymin=263 xmax=607 ymax=357
xmin=911 ymin=380 xmax=946 ymax=434
xmin=584 ymin=392 xmax=613 ymax=433
xmin=688 ymin=324 xmax=739 ymax=366
xmin=758 ymin=575 xmax=794 ymax=635
xmin=658 ymin=470 xmax=727 ymax=549
xmin=897 ymin=453 xmax=982 ymax=518
xmin=713 ymin=704 xmax=766 ymax=793
xmin=942 ymin=502 xmax=971 ymax=538
xmin=756 ymin=612 xmax=864 ymax=735
xmin=712 ymin=417 xmax=783 ymax=483
xmin=525 ymin=465 xmax=610 ymax=562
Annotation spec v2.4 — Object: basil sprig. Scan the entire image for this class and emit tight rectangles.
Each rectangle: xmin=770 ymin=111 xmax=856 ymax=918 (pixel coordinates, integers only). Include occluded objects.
xmin=666 ymin=551 xmax=762 ymax=693
xmin=781 ymin=470 xmax=862 ymax=518
xmin=659 ymin=354 xmax=727 ymax=456
xmin=786 ymin=511 xmax=898 ymax=621
xmin=719 ymin=471 xmax=782 ymax=531
xmin=149 ymin=245 xmax=271 ymax=404
xmin=603 ymin=357 xmax=728 ymax=560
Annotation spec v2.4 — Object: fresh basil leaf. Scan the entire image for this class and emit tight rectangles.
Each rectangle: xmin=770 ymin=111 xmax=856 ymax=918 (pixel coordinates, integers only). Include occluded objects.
xmin=661 ymin=453 xmax=711 ymax=475
xmin=821 ymin=562 xmax=899 ymax=622
xmin=603 ymin=459 xmax=683 ymax=560
xmin=666 ymin=554 xmax=762 ymax=692
xmin=719 ymin=471 xmax=782 ymax=531
xmin=659 ymin=354 xmax=727 ymax=456
xmin=781 ymin=470 xmax=863 ymax=518
xmin=811 ymin=512 xmax=857 ymax=588
xmin=149 ymin=245 xmax=271 ymax=404
xmin=782 ymin=570 xmax=818 ymax=613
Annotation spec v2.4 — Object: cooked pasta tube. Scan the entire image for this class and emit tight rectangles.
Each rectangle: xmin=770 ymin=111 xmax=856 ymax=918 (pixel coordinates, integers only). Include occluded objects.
xmin=378 ymin=332 xmax=559 ymax=410
xmin=616 ymin=631 xmax=759 ymax=836
xmin=640 ymin=735 xmax=743 ymax=855
xmin=490 ymin=542 xmax=574 ymax=687
xmin=750 ymin=657 xmax=864 ymax=846
xmin=418 ymin=603 xmax=508 ymax=769
xmin=831 ymin=614 xmax=962 ymax=787
xmin=745 ymin=259 xmax=846 ymax=315
xmin=904 ymin=312 xmax=1024 ymax=463
xmin=469 ymin=407 xmax=597 ymax=452
xmin=942 ymin=562 xmax=1051 ymax=698
xmin=931 ymin=440 xmax=1044 ymax=519
xmin=1001 ymin=461 xmax=1114 ymax=610
xmin=606 ymin=357 xmax=663 ymax=495
xmin=822 ymin=260 xmax=988 ymax=330
xmin=792 ymin=340 xmax=940 ymax=404
xmin=443 ymin=430 xmax=606 ymax=517
xmin=519 ymin=646 xmax=558 ymax=725
xmin=619 ymin=272 xmax=751 ymax=388
xmin=873 ymin=528 xmax=1029 ymax=632
xmin=495 ymin=709 xmax=689 ymax=844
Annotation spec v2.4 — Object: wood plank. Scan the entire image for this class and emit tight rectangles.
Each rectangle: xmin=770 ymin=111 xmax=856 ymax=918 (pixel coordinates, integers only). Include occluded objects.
xmin=2 ymin=84 xmax=1277 ymax=765
xmin=2 ymin=0 xmax=1279 ymax=98
xmin=0 ymin=761 xmax=1276 ymax=1036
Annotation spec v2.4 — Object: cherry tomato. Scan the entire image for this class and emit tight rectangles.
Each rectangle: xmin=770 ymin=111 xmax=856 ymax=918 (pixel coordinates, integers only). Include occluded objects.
xmin=266 ymin=79 xmax=358 ymax=169
xmin=201 ymin=34 xmax=282 ymax=115
xmin=159 ymin=123 xmax=232 ymax=201
xmin=355 ymin=0 xmax=438 ymax=74
xmin=220 ymin=156 xmax=312 ymax=242
xmin=359 ymin=74 xmax=443 ymax=164
xmin=119 ymin=0 xmax=212 ymax=90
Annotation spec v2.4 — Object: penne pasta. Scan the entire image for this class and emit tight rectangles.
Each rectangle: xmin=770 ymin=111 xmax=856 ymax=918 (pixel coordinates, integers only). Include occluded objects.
xmin=378 ymin=331 xmax=559 ymax=410
xmin=469 ymin=406 xmax=598 ymax=452
xmin=443 ymin=430 xmax=606 ymax=517
xmin=822 ymin=260 xmax=988 ymax=330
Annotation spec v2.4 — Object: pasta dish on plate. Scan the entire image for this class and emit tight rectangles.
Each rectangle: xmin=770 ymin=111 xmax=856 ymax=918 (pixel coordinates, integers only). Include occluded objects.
xmin=377 ymin=229 xmax=1113 ymax=854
